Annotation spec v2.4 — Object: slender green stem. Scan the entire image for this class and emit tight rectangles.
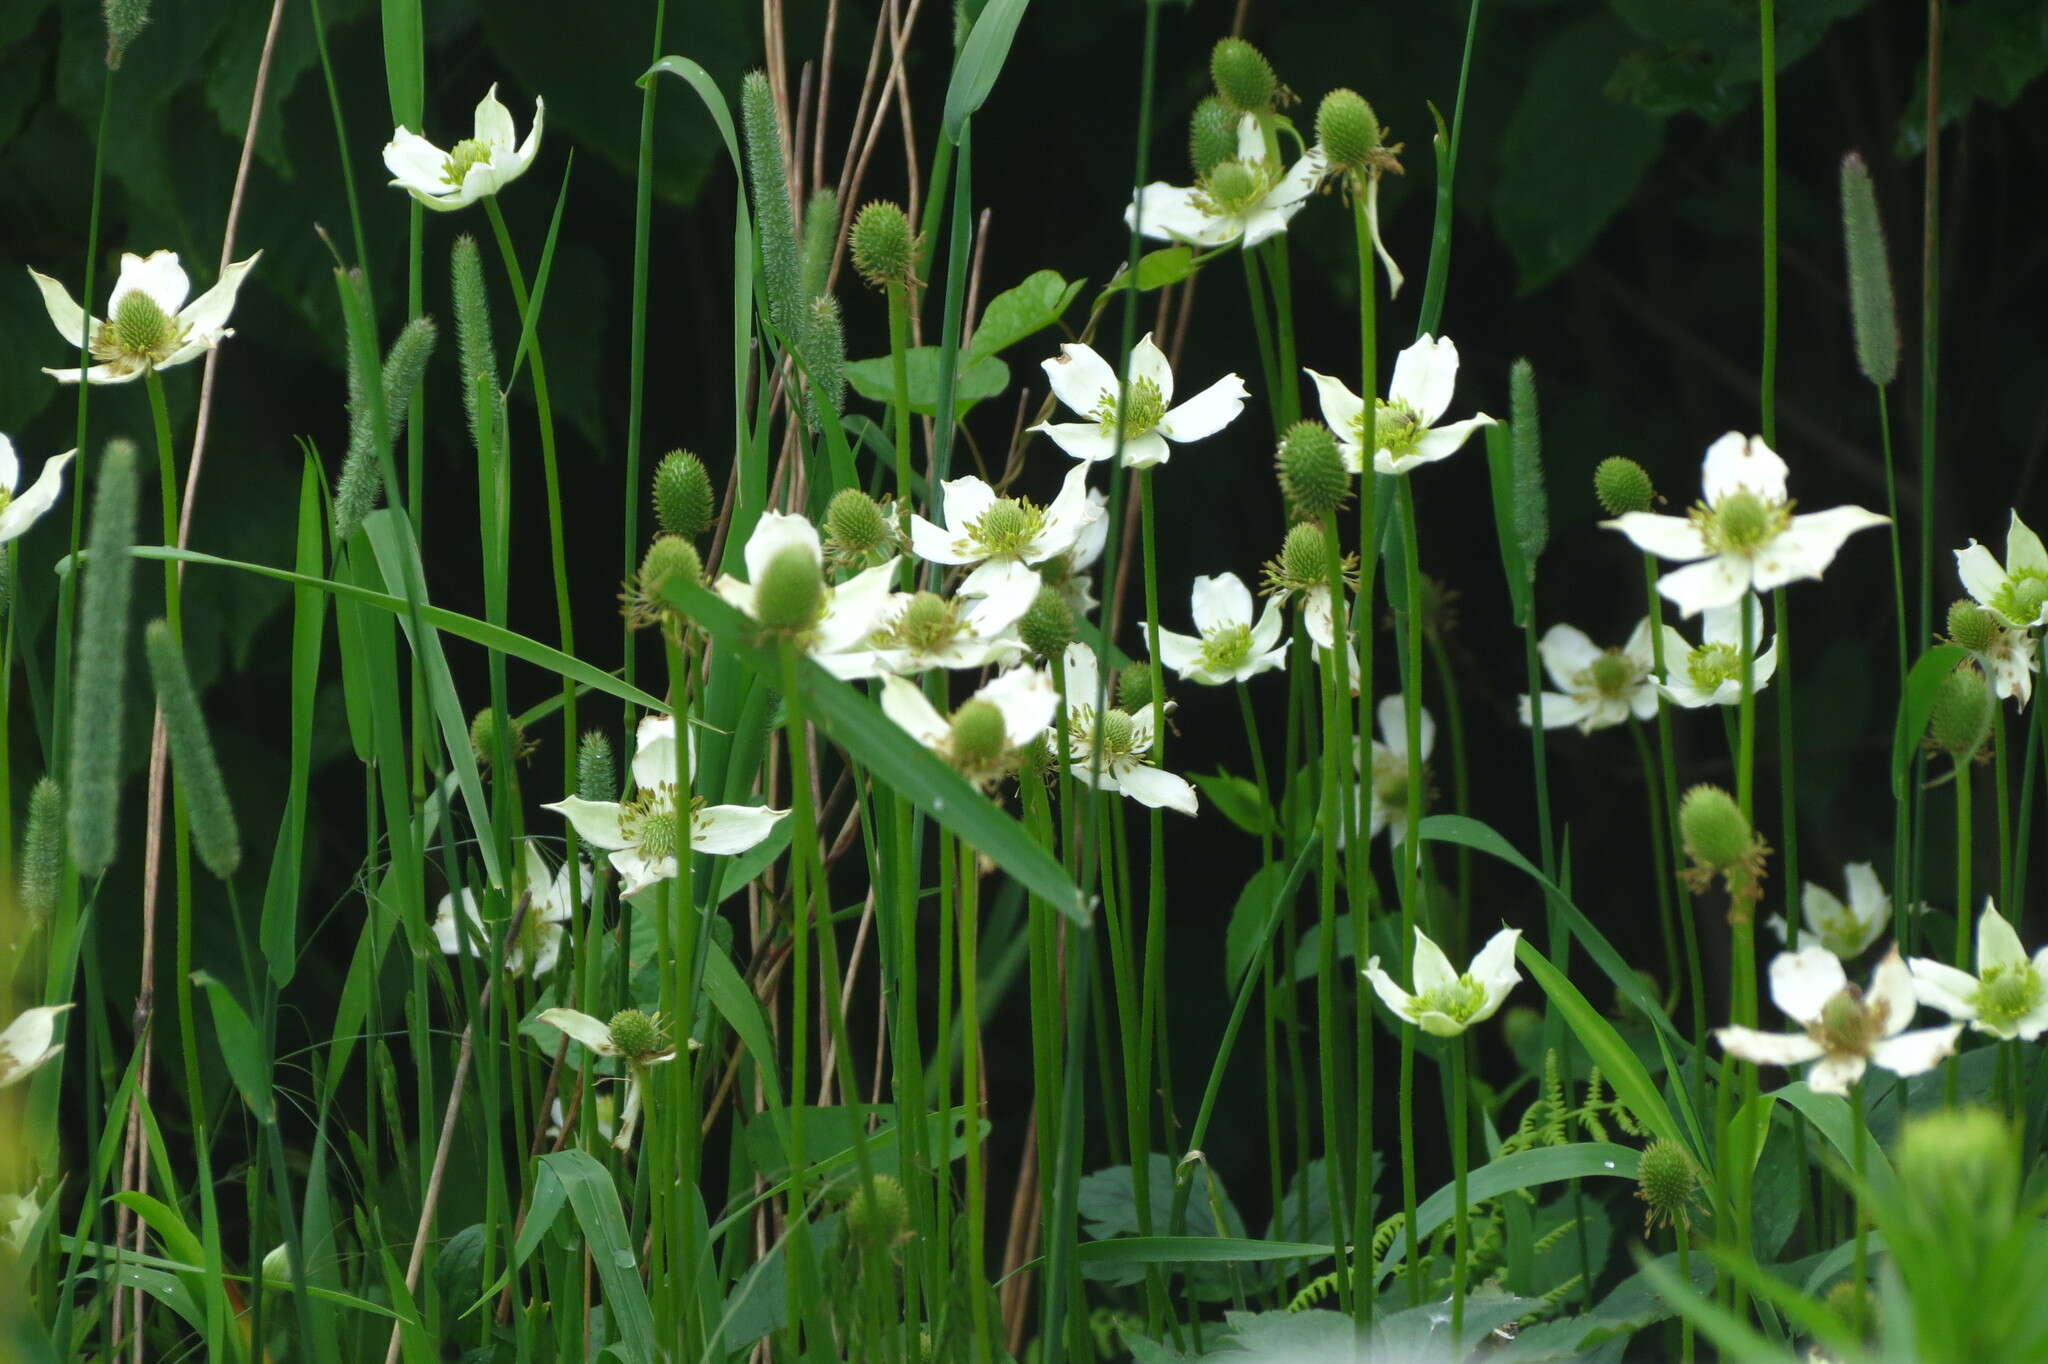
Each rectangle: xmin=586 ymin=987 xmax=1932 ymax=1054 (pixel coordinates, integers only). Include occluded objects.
xmin=1643 ymin=556 xmax=1703 ymax=1048
xmin=1918 ymin=0 xmax=1942 ymax=655
xmin=886 ymin=281 xmax=916 ymax=518
xmin=1630 ymin=720 xmax=1682 ymax=1000
xmin=1759 ymin=0 xmax=1779 ymax=446
xmin=957 ymin=831 xmax=992 ymax=1358
xmin=1772 ymin=588 xmax=1799 ymax=931
xmin=1955 ymin=754 xmax=1972 ymax=966
xmin=622 ymin=0 xmax=668 ymax=715
xmin=1315 ymin=514 xmax=1355 ymax=1315
xmin=1448 ymin=1036 xmax=1470 ymax=1353
xmin=1348 ymin=184 xmax=1381 ymax=1327
xmin=776 ymin=639 xmax=824 ymax=1353
xmin=1396 ymin=478 xmax=1426 ymax=1304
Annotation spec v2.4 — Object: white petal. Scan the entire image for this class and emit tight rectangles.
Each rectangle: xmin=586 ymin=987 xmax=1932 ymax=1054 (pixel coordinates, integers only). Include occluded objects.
xmin=1869 ymin=1025 xmax=1961 ymax=1078
xmin=815 ymin=558 xmax=900 ymax=655
xmin=1714 ymin=1025 xmax=1825 ymax=1068
xmin=1116 ymin=432 xmax=1173 ymax=469
xmin=506 ymin=96 xmax=545 ymax=184
xmin=1408 ymin=927 xmax=1459 ymax=996
xmin=1158 ymin=374 xmax=1249 ymax=444
xmin=383 ymin=126 xmax=452 ymax=194
xmin=44 ymin=363 xmax=141 ymax=386
xmin=938 ymin=475 xmax=997 ymax=534
xmin=27 ymin=269 xmax=91 ymax=349
xmin=1042 ymin=343 xmax=1118 ymax=419
xmin=1032 ymin=461 xmax=1099 ymax=561
xmin=1061 ymin=641 xmax=1101 ymax=711
xmin=880 ymin=674 xmax=948 ymax=748
xmin=1302 ymin=585 xmax=1335 ymax=651
xmin=538 ymin=1007 xmax=619 ymax=1057
xmin=111 ymin=250 xmax=190 ymax=317
xmin=1303 ymin=369 xmax=1365 ymax=442
xmin=1954 ymin=542 xmax=2006 ymax=610
xmin=631 ymin=714 xmax=682 ymax=791
xmin=1606 ymin=512 xmax=1709 ymax=562
xmin=1975 ymin=901 xmax=2026 ymax=973
xmin=0 ymin=1006 xmax=71 ymax=1087
xmin=742 ymin=511 xmax=823 ymax=588
xmin=1700 ymin=595 xmax=1762 ymax=649
xmin=1362 ymin=959 xmax=1417 ymax=1023
xmin=1233 ymin=113 xmax=1264 ymax=163
xmin=1125 ymin=182 xmax=1236 ymax=247
xmin=1127 ymin=333 xmax=1175 ymax=406
xmin=2006 ymin=511 xmax=2048 ymax=577
xmin=1519 ymin=691 xmax=1592 ymax=731
xmin=1189 ymin=573 xmax=1254 ymax=634
xmin=1388 ymin=335 xmax=1459 ymax=427
xmin=1805 ymin=1054 xmax=1868 ymax=1096
xmin=1842 ymin=863 xmax=1889 ymax=938
xmin=959 ymin=558 xmax=1040 ymax=634
xmin=1537 ymin=624 xmax=1601 ymax=690
xmin=1865 ymin=949 xmax=1919 ymax=1036
xmin=692 ymin=803 xmax=790 ymax=855
xmin=1752 ymin=506 xmax=1889 ymax=590
xmin=909 ymin=513 xmax=976 ymax=565
xmin=1033 ymin=422 xmax=1122 ymax=463
xmin=0 ymin=452 xmax=75 ymax=544
xmin=175 ymin=252 xmax=260 ymax=343
xmin=543 ymin=797 xmax=630 ymax=851
xmin=1768 ymin=947 xmax=1847 ymax=1025
xmin=1467 ymin=927 xmax=1523 ymax=1013
xmin=1701 ymin=433 xmax=1788 ymax=504
xmin=473 ymin=83 xmax=516 ymax=151
xmin=432 ymin=890 xmax=485 ymax=957
xmin=0 ymin=437 xmax=16 ymax=495
xmin=1153 ymin=625 xmax=1204 ymax=678
xmin=1361 ymin=172 xmax=1403 ymax=296
xmin=1800 ymin=882 xmax=1847 ymax=939
xmin=1114 ymin=764 xmax=1198 ymax=815
xmin=1657 ymin=554 xmax=1752 ymax=618
xmin=1907 ymin=958 xmax=1981 ymax=1019
xmin=981 ymin=666 xmax=1059 ymax=746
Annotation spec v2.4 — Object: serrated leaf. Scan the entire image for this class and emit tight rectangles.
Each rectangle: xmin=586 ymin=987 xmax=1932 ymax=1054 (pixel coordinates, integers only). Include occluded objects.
xmin=845 ymin=347 xmax=1010 ymax=416
xmin=967 ymin=270 xmax=1084 ymax=362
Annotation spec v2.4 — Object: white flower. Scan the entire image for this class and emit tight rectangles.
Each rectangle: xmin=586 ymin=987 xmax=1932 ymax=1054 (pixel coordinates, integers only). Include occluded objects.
xmin=1956 ymin=511 xmax=2048 ymax=629
xmin=908 ymin=461 xmax=1102 ymax=626
xmin=1518 ymin=618 xmax=1658 ymax=734
xmin=1765 ymin=863 xmax=1889 ymax=961
xmin=881 ymin=666 xmax=1057 ymax=786
xmin=0 ymin=437 xmax=75 ymax=544
xmin=1909 ymin=900 xmax=2048 ymax=1042
xmin=382 ymin=84 xmax=544 ymax=213
xmin=1303 ymin=335 xmax=1497 ymax=476
xmin=1054 ymin=642 xmax=1197 ymax=814
xmin=545 ymin=715 xmax=789 ymax=900
xmin=1148 ymin=572 xmax=1287 ymax=686
xmin=1606 ymin=433 xmax=1889 ymax=618
xmin=1357 ymin=694 xmax=1434 ymax=847
xmin=30 ymin=249 xmax=261 ymax=385
xmin=431 ymin=840 xmax=591 ymax=977
xmin=0 ymin=1189 xmax=40 ymax=1256
xmin=1656 ymin=594 xmax=1778 ymax=709
xmin=1125 ymin=114 xmax=1325 ymax=250
xmin=1959 ymin=621 xmax=2038 ymax=709
xmin=534 ymin=1008 xmax=680 ymax=1152
xmin=1033 ymin=333 xmax=1247 ymax=469
xmin=0 ymin=1005 xmax=70 ymax=1088
xmin=713 ymin=511 xmax=900 ymax=664
xmin=1363 ymin=926 xmax=1521 ymax=1038
xmin=546 ymin=1093 xmax=617 ymax=1145
xmin=826 ymin=588 xmax=1026 ymax=680
xmin=1715 ymin=947 xmax=1960 ymax=1095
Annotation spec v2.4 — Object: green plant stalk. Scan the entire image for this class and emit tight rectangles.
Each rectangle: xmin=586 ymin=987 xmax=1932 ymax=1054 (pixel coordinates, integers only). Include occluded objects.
xmin=1725 ymin=600 xmax=1762 ymax=1312
xmin=958 ymin=830 xmax=993 ymax=1358
xmin=892 ymin=791 xmax=936 ymax=1327
xmin=1994 ymin=705 xmax=2013 ymax=914
xmin=1954 ymin=753 xmax=1972 ymax=967
xmin=1917 ymin=0 xmax=1942 ymax=658
xmin=1395 ymin=478 xmax=1427 ymax=1304
xmin=623 ymin=0 xmax=667 ymax=715
xmin=1426 ymin=632 xmax=1473 ymax=929
xmin=1316 ymin=515 xmax=1356 ymax=1316
xmin=1448 ymin=1036 xmax=1471 ymax=1351
xmin=2015 ymin=692 xmax=2044 ymax=911
xmin=1630 ymin=720 xmax=1682 ymax=1001
xmin=1772 ymin=589 xmax=1799 ymax=930
xmin=886 ymin=280 xmax=915 ymax=517
xmin=1851 ymin=1075 xmax=1870 ymax=1324
xmin=1877 ymin=385 xmax=1914 ymax=952
xmin=775 ymin=640 xmax=826 ymax=1354
xmin=1641 ymin=557 xmax=1702 ymax=1047
xmin=662 ymin=632 xmax=702 ymax=1351
xmin=1137 ymin=470 xmax=1173 ymax=1278
xmin=1238 ymin=251 xmax=1283 ymax=439
xmin=1263 ymin=239 xmax=1301 ymax=428
xmin=1759 ymin=0 xmax=1779 ymax=448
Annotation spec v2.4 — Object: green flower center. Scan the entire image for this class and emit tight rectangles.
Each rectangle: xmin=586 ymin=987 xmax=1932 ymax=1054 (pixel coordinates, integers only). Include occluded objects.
xmin=1413 ymin=974 xmax=1487 ymax=1025
xmin=964 ymin=498 xmax=1045 ymax=559
xmin=1692 ymin=491 xmax=1792 ymax=556
xmin=1990 ymin=568 xmax=2048 ymax=628
xmin=623 ymin=798 xmax=685 ymax=862
xmin=606 ymin=1008 xmax=664 ymax=1060
xmin=1198 ymin=622 xmax=1254 ymax=674
xmin=947 ymin=699 xmax=1010 ymax=776
xmin=1093 ymin=377 xmax=1168 ymax=442
xmin=92 ymin=291 xmax=184 ymax=367
xmin=1350 ymin=400 xmax=1424 ymax=458
xmin=1370 ymin=749 xmax=1409 ymax=807
xmin=1813 ymin=909 xmax=1868 ymax=959
xmin=1097 ymin=708 xmax=1137 ymax=756
xmin=883 ymin=592 xmax=966 ymax=656
xmin=1813 ymin=988 xmax=1881 ymax=1057
xmin=1193 ymin=158 xmax=1276 ymax=217
xmin=442 ymin=137 xmax=495 ymax=187
xmin=1686 ymin=642 xmax=1743 ymax=693
xmin=1579 ymin=649 xmax=1644 ymax=699
xmin=1975 ymin=964 xmax=2042 ymax=1034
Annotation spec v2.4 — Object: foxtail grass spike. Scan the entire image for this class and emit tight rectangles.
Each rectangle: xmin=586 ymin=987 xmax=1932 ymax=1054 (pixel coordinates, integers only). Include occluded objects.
xmin=334 ymin=316 xmax=437 ymax=540
xmin=144 ymin=619 xmax=242 ymax=879
xmin=742 ymin=71 xmax=802 ymax=345
xmin=101 ymin=0 xmax=150 ymax=67
xmin=577 ymin=730 xmax=616 ymax=803
xmin=452 ymin=234 xmax=500 ymax=452
xmin=1509 ymin=358 xmax=1548 ymax=570
xmin=1839 ymin=151 xmax=1900 ymax=388
xmin=800 ymin=187 xmax=840 ymax=305
xmin=19 ymin=777 xmax=63 ymax=928
xmin=804 ymin=294 xmax=847 ymax=430
xmin=68 ymin=439 xmax=140 ymax=877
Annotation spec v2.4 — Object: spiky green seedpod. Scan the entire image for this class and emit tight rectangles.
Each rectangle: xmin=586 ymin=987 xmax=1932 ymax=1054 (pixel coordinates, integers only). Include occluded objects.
xmin=69 ymin=440 xmax=140 ymax=877
xmin=742 ymin=72 xmax=802 ymax=342
xmin=753 ymin=544 xmax=824 ymax=632
xmin=1678 ymin=784 xmax=1750 ymax=872
xmin=1188 ymin=96 xmax=1239 ymax=178
xmin=145 ymin=620 xmax=242 ymax=879
xmin=1946 ymin=599 xmax=2000 ymax=653
xmin=1895 ymin=1107 xmax=2018 ymax=1241
xmin=1210 ymin=38 xmax=1277 ymax=114
xmin=102 ymin=0 xmax=150 ymax=67
xmin=1927 ymin=663 xmax=1992 ymax=758
xmin=468 ymin=707 xmax=532 ymax=772
xmin=1593 ymin=456 xmax=1655 ymax=517
xmin=825 ymin=488 xmax=891 ymax=559
xmin=654 ymin=450 xmax=716 ymax=539
xmin=1839 ymin=152 xmax=1899 ymax=388
xmin=629 ymin=535 xmax=705 ymax=633
xmin=800 ymin=187 xmax=840 ymax=305
xmin=1278 ymin=521 xmax=1329 ymax=587
xmin=851 ymin=201 xmax=915 ymax=289
xmin=19 ymin=778 xmax=63 ymax=928
xmin=451 ymin=236 xmax=501 ymax=455
xmin=1315 ymin=89 xmax=1381 ymax=175
xmin=1276 ymin=420 xmax=1349 ymax=519
xmin=606 ymin=1008 xmax=665 ymax=1060
xmin=335 ymin=316 xmax=438 ymax=541
xmin=1116 ymin=663 xmax=1156 ymax=715
xmin=1018 ymin=587 xmax=1075 ymax=659
xmin=576 ymin=731 xmax=616 ymax=803
xmin=846 ymin=1174 xmax=912 ymax=1252
xmin=1634 ymin=1139 xmax=1701 ymax=1234
xmin=947 ymin=700 xmax=1010 ymax=778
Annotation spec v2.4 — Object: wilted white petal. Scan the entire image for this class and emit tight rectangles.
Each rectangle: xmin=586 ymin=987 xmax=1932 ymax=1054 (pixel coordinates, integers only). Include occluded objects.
xmin=1768 ymin=948 xmax=1846 ymax=1025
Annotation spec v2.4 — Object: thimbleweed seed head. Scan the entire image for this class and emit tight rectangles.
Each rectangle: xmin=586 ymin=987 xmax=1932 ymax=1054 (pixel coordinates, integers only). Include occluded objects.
xmin=468 ymin=708 xmax=533 ymax=771
xmin=1594 ymin=456 xmax=1656 ymax=517
xmin=654 ymin=449 xmax=715 ymax=538
xmin=1019 ymin=586 xmax=1076 ymax=660
xmin=1635 ymin=1139 xmax=1702 ymax=1235
xmin=1210 ymin=38 xmax=1277 ymax=114
xmin=1894 ymin=1107 xmax=2018 ymax=1243
xmin=752 ymin=545 xmax=825 ymax=633
xmin=1678 ymin=783 xmax=1770 ymax=916
xmin=1823 ymin=1280 xmax=1878 ymax=1343
xmin=1280 ymin=522 xmax=1329 ymax=585
xmin=1117 ymin=663 xmax=1156 ymax=716
xmin=1315 ymin=89 xmax=1382 ymax=174
xmin=851 ymin=201 xmax=916 ymax=288
xmin=1946 ymin=599 xmax=2000 ymax=653
xmin=846 ymin=1174 xmax=912 ymax=1252
xmin=948 ymin=699 xmax=1011 ymax=779
xmin=627 ymin=535 xmax=705 ymax=632
xmin=1188 ymin=96 xmax=1239 ymax=178
xmin=1277 ymin=421 xmax=1349 ymax=519
xmin=1927 ymin=663 xmax=1993 ymax=759
xmin=825 ymin=487 xmax=892 ymax=561
xmin=605 ymin=1008 xmax=664 ymax=1061
xmin=576 ymin=731 xmax=616 ymax=803
xmin=1500 ymin=1004 xmax=1542 ymax=1049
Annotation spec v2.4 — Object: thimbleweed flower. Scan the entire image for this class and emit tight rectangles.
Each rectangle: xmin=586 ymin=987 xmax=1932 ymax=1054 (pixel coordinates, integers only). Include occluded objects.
xmin=1715 ymin=947 xmax=1960 ymax=1094
xmin=383 ymin=84 xmax=544 ymax=213
xmin=653 ymin=449 xmax=715 ymax=539
xmin=1054 ymin=643 xmax=1197 ymax=814
xmin=1275 ymin=420 xmax=1350 ymax=520
xmin=1312 ymin=88 xmax=1406 ymax=293
xmin=825 ymin=487 xmax=895 ymax=563
xmin=0 ymin=438 xmax=76 ymax=545
xmin=1357 ymin=695 xmax=1436 ymax=847
xmin=832 ymin=588 xmax=1026 ymax=680
xmin=431 ymin=840 xmax=590 ymax=978
xmin=1594 ymin=457 xmax=1657 ymax=517
xmin=1909 ymin=900 xmax=2048 ymax=1041
xmin=1766 ymin=863 xmax=1889 ymax=962
xmin=1955 ymin=511 xmax=2048 ymax=629
xmin=31 ymin=250 xmax=261 ymax=384
xmin=1363 ymin=925 xmax=1522 ymax=1038
xmin=1033 ymin=335 xmax=1247 ymax=468
xmin=1261 ymin=521 xmax=1357 ymax=653
xmin=880 ymin=667 xmax=1057 ymax=788
xmin=714 ymin=511 xmax=898 ymax=663
xmin=1604 ymin=433 xmax=1888 ymax=617
xmin=0 ymin=1005 xmax=70 ymax=1088
xmin=1677 ymin=784 xmax=1770 ymax=914
xmin=1125 ymin=114 xmax=1325 ymax=251
xmin=1944 ymin=597 xmax=2037 ymax=707
xmin=1518 ymin=618 xmax=1659 ymax=734
xmin=534 ymin=1006 xmax=681 ymax=1151
xmin=1634 ymin=1139 xmax=1702 ymax=1235
xmin=1148 ymin=572 xmax=1287 ymax=686
xmin=909 ymin=462 xmax=1101 ymax=624
xmin=545 ymin=715 xmax=789 ymax=899
xmin=1304 ymin=335 xmax=1497 ymax=477
xmin=1656 ymin=594 xmax=1778 ymax=709
xmin=1925 ymin=662 xmax=1993 ymax=759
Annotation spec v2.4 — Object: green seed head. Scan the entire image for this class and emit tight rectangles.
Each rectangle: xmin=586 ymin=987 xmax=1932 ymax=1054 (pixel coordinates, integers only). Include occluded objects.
xmin=846 ymin=1174 xmax=912 ymax=1252
xmin=1895 ymin=1107 xmax=2019 ymax=1240
xmin=891 ymin=592 xmax=959 ymax=656
xmin=576 ymin=731 xmax=616 ymax=803
xmin=1693 ymin=490 xmax=1790 ymax=556
xmin=1991 ymin=569 xmax=2048 ymax=629
xmin=654 ymin=449 xmax=716 ymax=538
xmin=1199 ymin=622 xmax=1255 ymax=675
xmin=1210 ymin=37 xmax=1277 ymax=114
xmin=1279 ymin=521 xmax=1329 ymax=588
xmin=1593 ymin=456 xmax=1656 ymax=517
xmin=851 ymin=201 xmax=915 ymax=288
xmin=640 ymin=535 xmax=704 ymax=598
xmin=1097 ymin=708 xmax=1137 ymax=756
xmin=1947 ymin=599 xmax=2001 ymax=652
xmin=1194 ymin=160 xmax=1270 ymax=218
xmin=1976 ymin=964 xmax=2043 ymax=1035
xmin=1679 ymin=784 xmax=1751 ymax=871
xmin=1499 ymin=1004 xmax=1542 ymax=1049
xmin=965 ymin=497 xmax=1044 ymax=558
xmin=1927 ymin=664 xmax=1992 ymax=758
xmin=752 ymin=544 xmax=825 ymax=633
xmin=626 ymin=800 xmax=683 ymax=863
xmin=1117 ymin=663 xmax=1156 ymax=715
xmin=1686 ymin=642 xmax=1743 ymax=694
xmin=19 ymin=777 xmax=63 ymax=927
xmin=1092 ymin=377 xmax=1168 ymax=442
xmin=606 ymin=1008 xmax=663 ymax=1060
xmin=1277 ymin=420 xmax=1349 ymax=519
xmin=947 ymin=699 xmax=1011 ymax=777
xmin=1018 ymin=586 xmax=1075 ymax=659
xmin=1586 ymin=650 xmax=1640 ymax=698
xmin=1188 ymin=96 xmax=1240 ymax=178
xmin=1314 ymin=88 xmax=1381 ymax=174
xmin=1635 ymin=1139 xmax=1701 ymax=1232
xmin=468 ymin=708 xmax=531 ymax=771
xmin=442 ymin=138 xmax=494 ymax=188
xmin=1815 ymin=988 xmax=1880 ymax=1057
xmin=1823 ymin=1280 xmax=1878 ymax=1342
xmin=93 ymin=290 xmax=181 ymax=368
xmin=825 ymin=487 xmax=892 ymax=559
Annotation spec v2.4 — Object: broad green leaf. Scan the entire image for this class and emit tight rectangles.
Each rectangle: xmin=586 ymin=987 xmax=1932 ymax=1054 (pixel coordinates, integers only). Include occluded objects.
xmin=844 ymin=347 xmax=1010 ymax=416
xmin=1767 ymin=1082 xmax=1899 ymax=1207
xmin=967 ymin=269 xmax=1085 ymax=362
xmin=1074 ymin=1236 xmax=1328 ymax=1265
xmin=701 ymin=937 xmax=786 ymax=1107
xmin=191 ymin=971 xmax=273 ymax=1123
xmin=1899 ymin=0 xmax=2048 ymax=152
xmin=1371 ymin=1143 xmax=1642 ymax=1284
xmin=1223 ymin=862 xmax=1289 ymax=991
xmin=942 ymin=0 xmax=1028 ymax=141
xmin=1891 ymin=644 xmax=1968 ymax=797
xmin=1190 ymin=770 xmax=1276 ymax=839
xmin=1104 ymin=246 xmax=1199 ymax=295
xmin=539 ymin=1151 xmax=657 ymax=1364
xmin=1632 ymin=1251 xmax=1801 ymax=1363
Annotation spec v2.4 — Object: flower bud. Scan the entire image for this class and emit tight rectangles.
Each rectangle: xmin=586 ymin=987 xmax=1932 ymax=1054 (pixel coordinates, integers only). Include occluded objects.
xmin=1117 ymin=662 xmax=1156 ymax=715
xmin=851 ymin=201 xmax=915 ymax=288
xmin=1946 ymin=599 xmax=2000 ymax=653
xmin=948 ymin=699 xmax=1010 ymax=777
xmin=1188 ymin=96 xmax=1239 ymax=178
xmin=1634 ymin=1139 xmax=1701 ymax=1234
xmin=1315 ymin=88 xmax=1381 ymax=174
xmin=752 ymin=544 xmax=825 ymax=632
xmin=1210 ymin=38 xmax=1277 ymax=114
xmin=259 ymin=1243 xmax=295 ymax=1289
xmin=654 ymin=449 xmax=716 ymax=538
xmin=468 ymin=707 xmax=531 ymax=772
xmin=606 ymin=1008 xmax=664 ymax=1060
xmin=1894 ymin=1106 xmax=2018 ymax=1241
xmin=1927 ymin=663 xmax=1992 ymax=758
xmin=825 ymin=488 xmax=892 ymax=559
xmin=1679 ymin=784 xmax=1751 ymax=872
xmin=1276 ymin=420 xmax=1349 ymax=519
xmin=576 ymin=731 xmax=616 ymax=803
xmin=846 ymin=1173 xmax=912 ymax=1252
xmin=1593 ymin=456 xmax=1656 ymax=517
xmin=1019 ymin=587 xmax=1076 ymax=660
